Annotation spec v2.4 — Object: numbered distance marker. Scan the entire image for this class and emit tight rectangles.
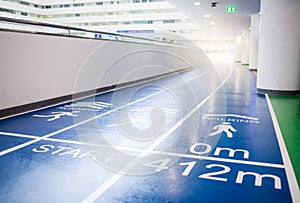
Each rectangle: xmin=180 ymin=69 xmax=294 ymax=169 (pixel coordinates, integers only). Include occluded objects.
xmin=142 ymin=142 xmax=284 ymax=190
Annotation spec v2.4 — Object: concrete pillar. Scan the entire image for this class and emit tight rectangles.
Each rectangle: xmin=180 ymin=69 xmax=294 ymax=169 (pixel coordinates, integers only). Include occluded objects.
xmin=241 ymin=30 xmax=250 ymax=65
xmin=234 ymin=35 xmax=242 ymax=62
xmin=257 ymin=0 xmax=300 ymax=95
xmin=249 ymin=14 xmax=260 ymax=70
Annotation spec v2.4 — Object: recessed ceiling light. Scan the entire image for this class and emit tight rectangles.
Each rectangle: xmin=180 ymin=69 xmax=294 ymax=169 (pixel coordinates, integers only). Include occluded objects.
xmin=213 ymin=27 xmax=217 ymax=30
xmin=194 ymin=2 xmax=201 ymax=6
xmin=204 ymin=14 xmax=210 ymax=18
xmin=249 ymin=27 xmax=252 ymax=31
xmin=210 ymin=22 xmax=216 ymax=25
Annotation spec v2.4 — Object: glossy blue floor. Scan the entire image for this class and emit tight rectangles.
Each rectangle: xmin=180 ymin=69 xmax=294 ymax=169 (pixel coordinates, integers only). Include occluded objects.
xmin=0 ymin=54 xmax=299 ymax=202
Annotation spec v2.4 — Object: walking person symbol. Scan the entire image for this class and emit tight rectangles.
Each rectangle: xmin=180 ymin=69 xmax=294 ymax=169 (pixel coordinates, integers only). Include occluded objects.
xmin=209 ymin=122 xmax=237 ymax=138
xmin=33 ymin=111 xmax=79 ymax=122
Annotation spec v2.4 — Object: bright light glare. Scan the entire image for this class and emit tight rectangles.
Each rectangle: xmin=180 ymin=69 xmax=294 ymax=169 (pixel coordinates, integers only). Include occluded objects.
xmin=204 ymin=14 xmax=210 ymax=18
xmin=194 ymin=2 xmax=201 ymax=6
xmin=210 ymin=22 xmax=215 ymax=25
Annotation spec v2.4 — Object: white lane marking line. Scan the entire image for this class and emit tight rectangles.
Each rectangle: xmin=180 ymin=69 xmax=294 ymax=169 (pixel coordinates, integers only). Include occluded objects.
xmin=0 ymin=68 xmax=193 ymax=121
xmin=1 ymin=67 xmax=210 ymax=121
xmin=0 ymin=74 xmax=201 ymax=157
xmin=204 ymin=114 xmax=259 ymax=120
xmin=0 ymin=132 xmax=38 ymax=139
xmin=82 ymin=64 xmax=234 ymax=203
xmin=0 ymin=131 xmax=284 ymax=169
xmin=0 ymin=90 xmax=163 ymax=157
xmin=131 ymin=107 xmax=178 ymax=113
xmin=266 ymin=94 xmax=300 ymax=202
xmin=159 ymin=151 xmax=284 ymax=169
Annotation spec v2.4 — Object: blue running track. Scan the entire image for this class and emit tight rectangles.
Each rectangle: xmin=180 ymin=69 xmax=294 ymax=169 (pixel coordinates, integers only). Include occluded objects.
xmin=0 ymin=62 xmax=299 ymax=203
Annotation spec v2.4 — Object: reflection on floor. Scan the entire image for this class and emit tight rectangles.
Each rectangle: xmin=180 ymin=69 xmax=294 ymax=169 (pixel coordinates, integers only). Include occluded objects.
xmin=0 ymin=53 xmax=299 ymax=203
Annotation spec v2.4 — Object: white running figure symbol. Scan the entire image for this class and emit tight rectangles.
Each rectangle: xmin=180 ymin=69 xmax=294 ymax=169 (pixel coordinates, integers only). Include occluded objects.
xmin=209 ymin=122 xmax=237 ymax=138
xmin=33 ymin=111 xmax=79 ymax=121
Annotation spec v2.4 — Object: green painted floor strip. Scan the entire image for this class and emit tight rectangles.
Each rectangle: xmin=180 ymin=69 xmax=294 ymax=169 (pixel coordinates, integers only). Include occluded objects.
xmin=269 ymin=95 xmax=300 ymax=187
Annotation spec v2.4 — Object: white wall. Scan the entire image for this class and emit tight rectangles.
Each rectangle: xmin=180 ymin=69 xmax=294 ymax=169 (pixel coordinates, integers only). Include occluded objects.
xmin=234 ymin=35 xmax=242 ymax=62
xmin=249 ymin=14 xmax=260 ymax=70
xmin=241 ymin=30 xmax=250 ymax=65
xmin=257 ymin=0 xmax=300 ymax=92
xmin=196 ymin=40 xmax=234 ymax=54
xmin=0 ymin=30 xmax=209 ymax=110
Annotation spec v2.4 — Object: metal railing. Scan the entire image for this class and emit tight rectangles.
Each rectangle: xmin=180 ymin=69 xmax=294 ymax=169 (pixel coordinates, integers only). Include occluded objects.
xmin=0 ymin=16 xmax=193 ymax=47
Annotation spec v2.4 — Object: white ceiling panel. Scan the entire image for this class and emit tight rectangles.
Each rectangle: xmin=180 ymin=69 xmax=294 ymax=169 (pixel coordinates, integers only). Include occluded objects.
xmin=166 ymin=0 xmax=261 ymax=40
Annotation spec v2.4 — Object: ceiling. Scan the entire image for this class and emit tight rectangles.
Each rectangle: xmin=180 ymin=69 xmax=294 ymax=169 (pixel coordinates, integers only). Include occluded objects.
xmin=166 ymin=0 xmax=261 ymax=40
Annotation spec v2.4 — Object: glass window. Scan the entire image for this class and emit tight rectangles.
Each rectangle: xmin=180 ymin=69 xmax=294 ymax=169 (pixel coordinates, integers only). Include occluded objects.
xmin=20 ymin=1 xmax=29 ymax=6
xmin=133 ymin=20 xmax=153 ymax=24
xmin=163 ymin=19 xmax=175 ymax=23
xmin=0 ymin=8 xmax=15 ymax=14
